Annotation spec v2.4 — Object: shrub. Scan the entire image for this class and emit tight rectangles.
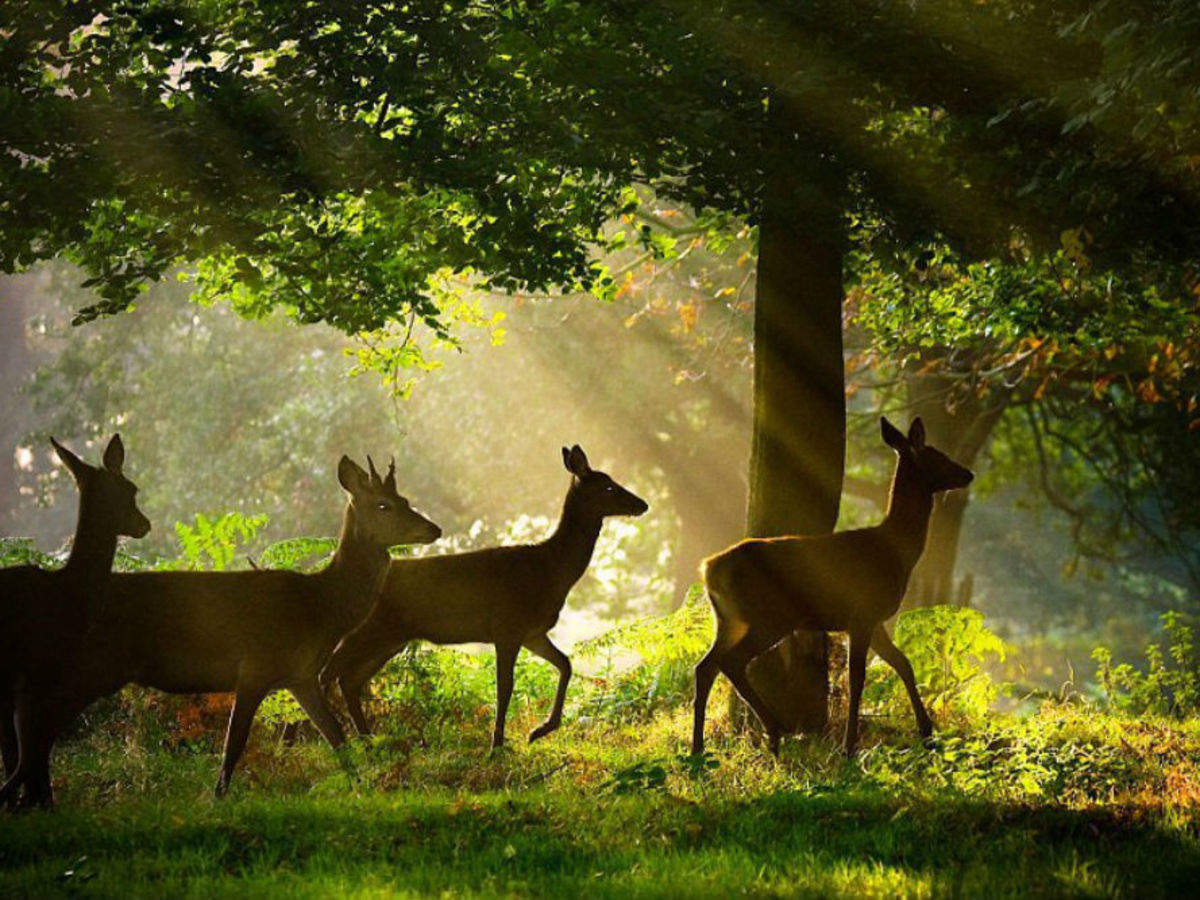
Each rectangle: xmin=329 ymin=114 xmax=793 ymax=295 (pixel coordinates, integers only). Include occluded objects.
xmin=571 ymin=584 xmax=713 ymax=723
xmin=1093 ymin=612 xmax=1200 ymax=717
xmin=867 ymin=605 xmax=1009 ymax=722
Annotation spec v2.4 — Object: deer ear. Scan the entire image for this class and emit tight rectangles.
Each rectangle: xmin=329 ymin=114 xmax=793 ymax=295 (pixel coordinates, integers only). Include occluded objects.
xmin=880 ymin=417 xmax=907 ymax=452
xmin=337 ymin=456 xmax=371 ymax=494
xmin=564 ymin=444 xmax=591 ymax=476
xmin=102 ymin=433 xmax=125 ymax=473
xmin=50 ymin=437 xmax=91 ymax=483
xmin=908 ymin=417 xmax=926 ymax=450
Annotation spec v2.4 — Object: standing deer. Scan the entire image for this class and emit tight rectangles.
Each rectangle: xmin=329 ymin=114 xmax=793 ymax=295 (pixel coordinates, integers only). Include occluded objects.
xmin=26 ymin=455 xmax=440 ymax=799
xmin=692 ymin=417 xmax=974 ymax=757
xmin=1 ymin=435 xmax=150 ymax=808
xmin=321 ymin=445 xmax=648 ymax=748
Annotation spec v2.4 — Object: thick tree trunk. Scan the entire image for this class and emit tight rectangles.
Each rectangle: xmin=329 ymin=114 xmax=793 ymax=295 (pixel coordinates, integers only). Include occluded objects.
xmin=0 ymin=278 xmax=30 ymax=524
xmin=738 ymin=140 xmax=847 ymax=734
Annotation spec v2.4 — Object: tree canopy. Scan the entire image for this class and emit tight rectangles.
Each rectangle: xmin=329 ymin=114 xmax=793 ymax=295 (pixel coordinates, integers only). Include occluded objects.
xmin=2 ymin=1 xmax=1196 ymax=344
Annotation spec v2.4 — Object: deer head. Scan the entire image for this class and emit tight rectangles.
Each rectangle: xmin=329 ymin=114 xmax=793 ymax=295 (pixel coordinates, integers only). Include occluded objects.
xmin=561 ymin=444 xmax=649 ymax=518
xmin=51 ymin=434 xmax=151 ymax=538
xmin=881 ymin=417 xmax=974 ymax=494
xmin=337 ymin=455 xmax=441 ymax=547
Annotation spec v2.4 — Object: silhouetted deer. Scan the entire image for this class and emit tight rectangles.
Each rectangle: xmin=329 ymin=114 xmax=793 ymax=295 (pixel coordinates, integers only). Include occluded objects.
xmin=0 ymin=435 xmax=150 ymax=808
xmin=321 ymin=445 xmax=648 ymax=748
xmin=34 ymin=456 xmax=440 ymax=799
xmin=692 ymin=418 xmax=973 ymax=757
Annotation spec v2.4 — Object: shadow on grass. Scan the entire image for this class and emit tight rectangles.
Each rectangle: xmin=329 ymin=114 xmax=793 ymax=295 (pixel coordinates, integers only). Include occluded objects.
xmin=1 ymin=788 xmax=1197 ymax=897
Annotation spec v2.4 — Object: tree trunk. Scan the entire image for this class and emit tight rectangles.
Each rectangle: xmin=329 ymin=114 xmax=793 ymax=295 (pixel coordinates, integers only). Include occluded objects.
xmin=738 ymin=137 xmax=847 ymax=735
xmin=0 ymin=277 xmax=30 ymax=525
xmin=902 ymin=369 xmax=1007 ymax=608
xmin=906 ymin=489 xmax=971 ymax=607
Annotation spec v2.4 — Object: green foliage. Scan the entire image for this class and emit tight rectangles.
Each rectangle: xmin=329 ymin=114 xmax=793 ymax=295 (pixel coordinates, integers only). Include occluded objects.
xmin=6 ymin=0 xmax=1197 ymax=363
xmin=864 ymin=719 xmax=1144 ymax=803
xmin=869 ymin=606 xmax=1009 ymax=721
xmin=1093 ymin=612 xmax=1200 ymax=717
xmin=257 ymin=537 xmax=338 ymax=572
xmin=173 ymin=511 xmax=270 ymax=571
xmin=572 ymin=584 xmax=714 ymax=723
xmin=0 ymin=537 xmax=59 ymax=569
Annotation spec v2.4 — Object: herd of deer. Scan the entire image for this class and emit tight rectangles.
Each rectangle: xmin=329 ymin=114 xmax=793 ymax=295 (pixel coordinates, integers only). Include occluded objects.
xmin=0 ymin=417 xmax=971 ymax=810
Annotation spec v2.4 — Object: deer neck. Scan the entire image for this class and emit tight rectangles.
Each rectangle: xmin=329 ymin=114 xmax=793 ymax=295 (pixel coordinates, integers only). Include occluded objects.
xmin=61 ymin=490 xmax=119 ymax=579
xmin=880 ymin=456 xmax=934 ymax=570
xmin=323 ymin=503 xmax=391 ymax=624
xmin=544 ymin=487 xmax=603 ymax=590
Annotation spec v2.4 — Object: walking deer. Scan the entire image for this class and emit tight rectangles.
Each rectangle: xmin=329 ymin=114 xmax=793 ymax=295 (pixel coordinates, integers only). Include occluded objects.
xmin=692 ymin=417 xmax=974 ymax=757
xmin=1 ymin=435 xmax=150 ymax=808
xmin=320 ymin=445 xmax=648 ymax=748
xmin=26 ymin=456 xmax=440 ymax=799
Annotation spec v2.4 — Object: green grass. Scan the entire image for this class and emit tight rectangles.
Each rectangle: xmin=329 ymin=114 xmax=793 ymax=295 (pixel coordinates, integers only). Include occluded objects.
xmin=2 ymin=699 xmax=1199 ymax=898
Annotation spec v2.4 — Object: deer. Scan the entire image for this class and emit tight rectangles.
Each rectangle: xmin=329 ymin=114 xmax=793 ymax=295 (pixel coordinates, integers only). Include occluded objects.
xmin=22 ymin=455 xmax=440 ymax=799
xmin=1 ymin=435 xmax=150 ymax=808
xmin=692 ymin=417 xmax=974 ymax=758
xmin=318 ymin=445 xmax=648 ymax=749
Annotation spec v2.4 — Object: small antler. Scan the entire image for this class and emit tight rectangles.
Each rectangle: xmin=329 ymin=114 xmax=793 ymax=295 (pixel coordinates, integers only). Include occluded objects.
xmin=384 ymin=456 xmax=397 ymax=493
xmin=366 ymin=455 xmax=382 ymax=488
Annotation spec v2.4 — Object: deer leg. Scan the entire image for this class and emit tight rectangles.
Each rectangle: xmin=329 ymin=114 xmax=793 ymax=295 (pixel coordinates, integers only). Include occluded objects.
xmin=336 ymin=642 xmax=407 ymax=738
xmin=692 ymin=621 xmax=740 ymax=755
xmin=18 ymin=690 xmax=70 ymax=810
xmin=0 ymin=694 xmax=15 ymax=780
xmin=0 ymin=698 xmax=57 ymax=810
xmin=523 ymin=634 xmax=571 ymax=743
xmin=290 ymin=680 xmax=346 ymax=750
xmin=23 ymin=715 xmax=58 ymax=809
xmin=0 ymin=690 xmax=38 ymax=809
xmin=215 ymin=684 xmax=268 ymax=798
xmin=843 ymin=628 xmax=871 ymax=756
xmin=871 ymin=625 xmax=933 ymax=739
xmin=491 ymin=642 xmax=520 ymax=750
xmin=720 ymin=641 xmax=785 ymax=757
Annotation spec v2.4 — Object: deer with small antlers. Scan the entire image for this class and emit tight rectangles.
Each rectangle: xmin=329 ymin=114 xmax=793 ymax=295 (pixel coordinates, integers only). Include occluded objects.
xmin=318 ymin=445 xmax=648 ymax=749
xmin=692 ymin=417 xmax=974 ymax=757
xmin=22 ymin=455 xmax=440 ymax=799
xmin=1 ymin=435 xmax=150 ymax=808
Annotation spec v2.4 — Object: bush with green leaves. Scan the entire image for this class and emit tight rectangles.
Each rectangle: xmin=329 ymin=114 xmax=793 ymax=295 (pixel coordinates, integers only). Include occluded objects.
xmin=571 ymin=584 xmax=713 ymax=724
xmin=1093 ymin=612 xmax=1200 ymax=718
xmin=0 ymin=537 xmax=59 ymax=568
xmin=866 ymin=605 xmax=1009 ymax=723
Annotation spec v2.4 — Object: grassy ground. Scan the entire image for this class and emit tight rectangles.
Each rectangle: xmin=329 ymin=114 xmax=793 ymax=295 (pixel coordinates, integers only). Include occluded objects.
xmin=1 ymin=698 xmax=1198 ymax=898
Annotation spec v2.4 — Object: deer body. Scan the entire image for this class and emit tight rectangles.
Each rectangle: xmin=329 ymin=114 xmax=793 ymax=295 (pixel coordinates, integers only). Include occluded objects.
xmin=48 ymin=456 xmax=439 ymax=797
xmin=0 ymin=435 xmax=149 ymax=809
xmin=323 ymin=445 xmax=647 ymax=748
xmin=100 ymin=557 xmax=389 ymax=696
xmin=692 ymin=418 xmax=974 ymax=757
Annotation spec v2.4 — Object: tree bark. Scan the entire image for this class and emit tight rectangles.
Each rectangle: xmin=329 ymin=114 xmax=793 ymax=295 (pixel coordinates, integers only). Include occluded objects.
xmin=902 ymin=369 xmax=1007 ymax=608
xmin=739 ymin=135 xmax=847 ymax=734
xmin=0 ymin=277 xmax=30 ymax=525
